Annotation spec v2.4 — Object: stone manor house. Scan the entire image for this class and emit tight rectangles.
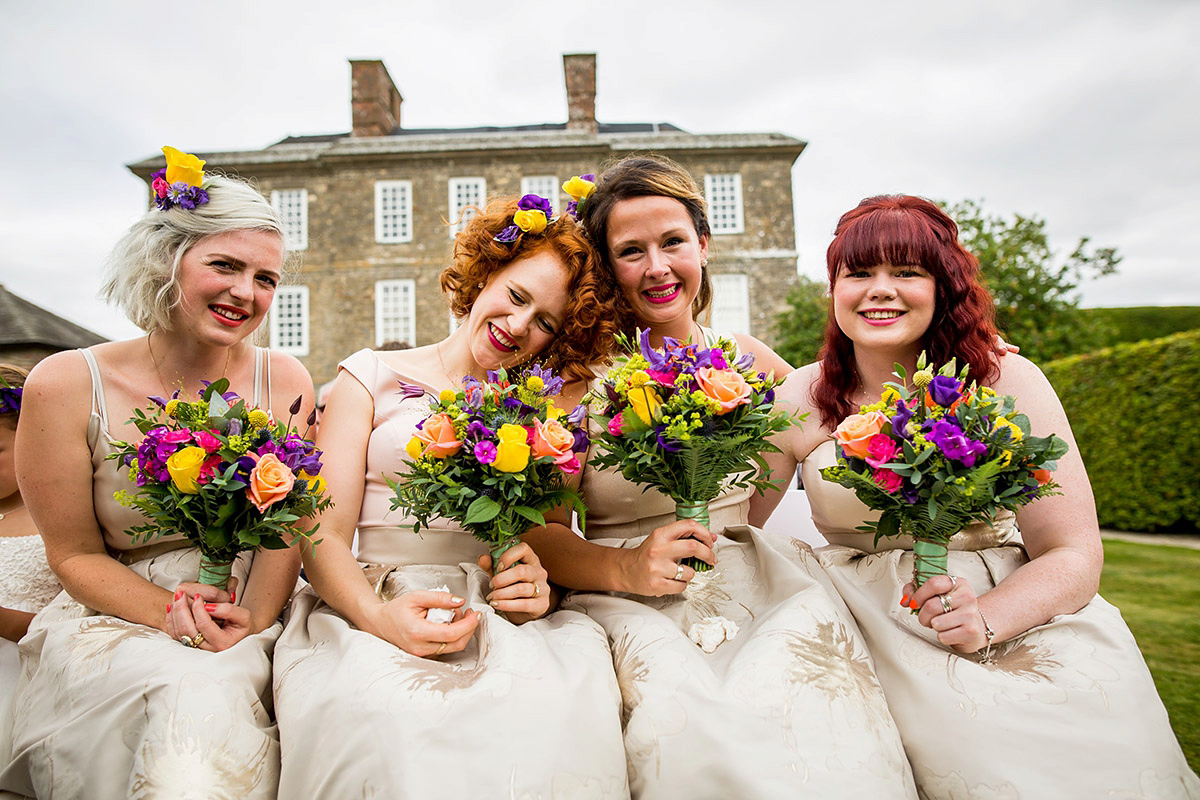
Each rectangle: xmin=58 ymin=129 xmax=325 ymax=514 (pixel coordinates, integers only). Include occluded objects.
xmin=129 ymin=55 xmax=807 ymax=384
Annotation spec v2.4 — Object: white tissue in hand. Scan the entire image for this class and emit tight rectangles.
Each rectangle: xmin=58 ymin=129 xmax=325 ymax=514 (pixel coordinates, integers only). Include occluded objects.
xmin=425 ymin=584 xmax=456 ymax=624
xmin=688 ymin=616 xmax=739 ymax=653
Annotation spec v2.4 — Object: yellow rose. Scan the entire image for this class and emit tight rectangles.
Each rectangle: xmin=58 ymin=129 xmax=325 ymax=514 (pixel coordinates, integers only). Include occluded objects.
xmin=299 ymin=470 xmax=327 ymax=495
xmin=162 ymin=146 xmax=206 ymax=187
xmin=513 ymin=209 xmax=548 ymax=234
xmin=406 ymin=435 xmax=425 ymax=461
xmin=628 ymin=386 xmax=662 ymax=426
xmin=993 ymin=417 xmax=1024 ymax=443
xmin=562 ymin=175 xmax=596 ymax=202
xmin=166 ymin=446 xmax=207 ymax=494
xmin=491 ymin=423 xmax=531 ymax=473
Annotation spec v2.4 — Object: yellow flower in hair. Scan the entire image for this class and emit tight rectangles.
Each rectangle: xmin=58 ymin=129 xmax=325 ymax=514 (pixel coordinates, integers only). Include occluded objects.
xmin=162 ymin=146 xmax=206 ymax=187
xmin=562 ymin=175 xmax=596 ymax=202
xmin=513 ymin=209 xmax=548 ymax=234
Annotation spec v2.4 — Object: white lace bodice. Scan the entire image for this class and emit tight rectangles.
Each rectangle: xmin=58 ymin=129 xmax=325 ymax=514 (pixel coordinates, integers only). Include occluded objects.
xmin=0 ymin=535 xmax=61 ymax=613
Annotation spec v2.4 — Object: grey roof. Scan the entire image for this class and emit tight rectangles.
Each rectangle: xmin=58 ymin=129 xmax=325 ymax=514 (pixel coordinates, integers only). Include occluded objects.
xmin=128 ymin=126 xmax=807 ymax=173
xmin=0 ymin=285 xmax=108 ymax=349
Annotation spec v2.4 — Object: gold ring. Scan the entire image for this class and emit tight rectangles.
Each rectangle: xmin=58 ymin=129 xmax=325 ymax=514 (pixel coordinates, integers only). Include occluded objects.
xmin=434 ymin=642 xmax=447 ymax=656
xmin=180 ymin=635 xmax=195 ymax=647
xmin=190 ymin=633 xmax=205 ymax=648
xmin=940 ymin=594 xmax=953 ymax=614
xmin=532 ymin=583 xmax=540 ymax=598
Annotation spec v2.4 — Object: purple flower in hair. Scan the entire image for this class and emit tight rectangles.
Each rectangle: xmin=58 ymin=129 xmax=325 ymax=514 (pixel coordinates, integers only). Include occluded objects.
xmin=518 ymin=194 xmax=553 ymax=218
xmin=0 ymin=387 xmax=22 ymax=414
xmin=494 ymin=225 xmax=521 ymax=243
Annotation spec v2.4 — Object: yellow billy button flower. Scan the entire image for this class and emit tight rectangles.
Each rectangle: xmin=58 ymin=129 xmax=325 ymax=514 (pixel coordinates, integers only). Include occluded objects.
xmin=525 ymin=375 xmax=545 ymax=393
xmin=491 ymin=424 xmax=531 ymax=472
xmin=562 ymin=175 xmax=596 ymax=202
xmin=247 ymin=408 xmax=270 ymax=429
xmin=513 ymin=209 xmax=548 ymax=234
xmin=629 ymin=370 xmax=650 ymax=388
xmin=881 ymin=386 xmax=902 ymax=405
xmin=438 ymin=389 xmax=458 ymax=405
xmin=166 ymin=446 xmax=207 ymax=493
xmin=164 ymin=399 xmax=180 ymax=418
xmin=912 ymin=369 xmax=934 ymax=389
xmin=162 ymin=146 xmax=206 ymax=187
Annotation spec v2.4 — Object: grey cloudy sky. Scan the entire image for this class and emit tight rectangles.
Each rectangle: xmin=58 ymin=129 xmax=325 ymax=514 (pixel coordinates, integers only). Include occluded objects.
xmin=2 ymin=0 xmax=1197 ymax=341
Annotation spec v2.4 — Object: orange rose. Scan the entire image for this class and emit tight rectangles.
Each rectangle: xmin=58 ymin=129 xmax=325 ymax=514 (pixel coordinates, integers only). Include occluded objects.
xmin=415 ymin=413 xmax=462 ymax=458
xmin=832 ymin=411 xmax=888 ymax=460
xmin=531 ymin=417 xmax=575 ymax=465
xmin=245 ymin=453 xmax=296 ymax=513
xmin=695 ymin=367 xmax=753 ymax=414
xmin=1032 ymin=468 xmax=1053 ymax=486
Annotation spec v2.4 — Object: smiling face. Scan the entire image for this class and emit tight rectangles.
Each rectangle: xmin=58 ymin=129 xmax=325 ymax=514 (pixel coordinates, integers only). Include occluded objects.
xmin=832 ymin=261 xmax=936 ymax=357
xmin=606 ymin=195 xmax=708 ymax=338
xmin=172 ymin=230 xmax=283 ymax=344
xmin=464 ymin=248 xmax=569 ymax=371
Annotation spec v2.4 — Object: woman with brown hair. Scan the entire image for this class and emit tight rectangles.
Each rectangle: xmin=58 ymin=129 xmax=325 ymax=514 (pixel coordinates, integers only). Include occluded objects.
xmin=272 ymin=195 xmax=629 ymax=798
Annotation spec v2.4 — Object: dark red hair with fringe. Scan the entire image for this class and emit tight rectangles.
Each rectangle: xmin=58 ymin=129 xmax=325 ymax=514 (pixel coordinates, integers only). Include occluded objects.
xmin=813 ymin=195 xmax=999 ymax=429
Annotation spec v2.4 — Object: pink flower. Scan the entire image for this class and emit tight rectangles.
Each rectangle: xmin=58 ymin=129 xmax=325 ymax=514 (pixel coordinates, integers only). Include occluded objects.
xmin=162 ymin=429 xmax=193 ymax=445
xmin=864 ymin=433 xmax=900 ymax=468
xmin=194 ymin=430 xmax=222 ymax=453
xmin=558 ymin=455 xmax=581 ymax=475
xmin=152 ymin=177 xmax=170 ymax=198
xmin=832 ymin=411 xmax=887 ymax=460
xmin=646 ymin=369 xmax=677 ymax=385
xmin=873 ymin=468 xmax=903 ymax=494
xmin=607 ymin=413 xmax=625 ymax=437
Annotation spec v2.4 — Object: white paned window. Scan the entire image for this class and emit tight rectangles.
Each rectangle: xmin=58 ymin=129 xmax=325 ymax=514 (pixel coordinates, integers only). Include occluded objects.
xmin=710 ymin=274 xmax=751 ymax=334
xmin=448 ymin=177 xmax=486 ymax=236
xmin=375 ymin=279 xmax=416 ymax=347
xmin=704 ymin=173 xmax=744 ymax=235
xmin=270 ymin=286 xmax=309 ymax=356
xmin=375 ymin=180 xmax=413 ymax=243
xmin=271 ymin=189 xmax=309 ymax=250
xmin=520 ymin=175 xmax=559 ymax=211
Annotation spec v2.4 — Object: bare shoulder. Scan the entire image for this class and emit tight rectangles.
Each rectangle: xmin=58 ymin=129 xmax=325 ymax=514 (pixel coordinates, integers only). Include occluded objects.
xmin=265 ymin=351 xmax=315 ymax=400
xmin=988 ymin=353 xmax=1056 ymax=397
xmin=732 ymin=333 xmax=794 ymax=375
xmin=776 ymin=361 xmax=821 ymax=410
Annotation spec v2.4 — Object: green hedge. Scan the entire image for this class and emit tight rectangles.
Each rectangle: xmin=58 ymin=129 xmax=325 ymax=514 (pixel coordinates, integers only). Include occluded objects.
xmin=1042 ymin=330 xmax=1200 ymax=532
xmin=1072 ymin=306 xmax=1200 ymax=349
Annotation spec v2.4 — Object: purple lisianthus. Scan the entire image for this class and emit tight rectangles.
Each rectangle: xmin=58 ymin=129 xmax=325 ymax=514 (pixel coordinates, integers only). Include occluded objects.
xmin=493 ymin=225 xmax=520 ymax=243
xmin=928 ymin=375 xmax=962 ymax=408
xmin=572 ymin=427 xmax=590 ymax=453
xmin=734 ymin=352 xmax=756 ymax=371
xmin=473 ymin=440 xmax=497 ymax=465
xmin=655 ymin=430 xmax=682 ymax=453
xmin=465 ymin=419 xmax=495 ymax=440
xmin=891 ymin=398 xmax=914 ymax=441
xmin=517 ymin=193 xmax=553 ymax=218
xmin=638 ymin=329 xmax=672 ymax=373
xmin=566 ymin=404 xmax=588 ymax=427
xmin=926 ymin=419 xmax=987 ymax=467
xmin=0 ymin=387 xmax=23 ymax=414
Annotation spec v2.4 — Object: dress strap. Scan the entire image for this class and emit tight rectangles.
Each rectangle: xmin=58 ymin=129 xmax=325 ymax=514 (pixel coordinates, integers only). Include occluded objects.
xmin=78 ymin=348 xmax=109 ymax=429
xmin=252 ymin=347 xmax=272 ymax=409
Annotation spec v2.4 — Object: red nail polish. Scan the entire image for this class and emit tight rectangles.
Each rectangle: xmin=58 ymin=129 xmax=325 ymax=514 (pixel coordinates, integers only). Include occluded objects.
xmin=166 ymin=603 xmax=172 ymax=613
xmin=900 ymin=594 xmax=910 ymax=607
xmin=174 ymin=589 xmax=183 ymax=600
xmin=230 ymin=590 xmax=236 ymax=603
xmin=205 ymin=603 xmax=217 ymax=612
xmin=909 ymin=598 xmax=920 ymax=610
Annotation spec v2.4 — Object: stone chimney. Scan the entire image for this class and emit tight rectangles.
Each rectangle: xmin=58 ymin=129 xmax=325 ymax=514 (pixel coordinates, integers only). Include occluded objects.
xmin=563 ymin=53 xmax=597 ymax=134
xmin=350 ymin=60 xmax=402 ymax=137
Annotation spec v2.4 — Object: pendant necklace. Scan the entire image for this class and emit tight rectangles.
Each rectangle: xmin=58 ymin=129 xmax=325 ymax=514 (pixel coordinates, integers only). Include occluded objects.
xmin=0 ymin=502 xmax=24 ymax=521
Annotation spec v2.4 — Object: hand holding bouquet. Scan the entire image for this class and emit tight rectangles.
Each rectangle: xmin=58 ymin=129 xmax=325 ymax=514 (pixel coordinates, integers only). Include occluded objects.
xmin=820 ymin=353 xmax=1068 ymax=587
xmin=110 ymin=381 xmax=331 ymax=588
xmin=389 ymin=365 xmax=588 ymax=564
xmin=588 ymin=330 xmax=797 ymax=571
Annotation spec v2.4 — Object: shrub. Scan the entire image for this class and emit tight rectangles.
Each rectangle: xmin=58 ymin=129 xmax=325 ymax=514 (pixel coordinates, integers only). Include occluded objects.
xmin=1042 ymin=330 xmax=1200 ymax=532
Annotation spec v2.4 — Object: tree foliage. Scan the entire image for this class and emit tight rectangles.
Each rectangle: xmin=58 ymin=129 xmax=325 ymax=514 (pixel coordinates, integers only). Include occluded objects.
xmin=772 ymin=274 xmax=829 ymax=368
xmin=944 ymin=199 xmax=1121 ymax=364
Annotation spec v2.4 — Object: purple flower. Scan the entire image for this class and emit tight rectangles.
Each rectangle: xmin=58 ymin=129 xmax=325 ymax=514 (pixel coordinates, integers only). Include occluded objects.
xmin=708 ymin=348 xmax=728 ymax=370
xmin=228 ymin=418 xmax=242 ymax=437
xmin=565 ymin=200 xmax=579 ymax=217
xmin=0 ymin=387 xmax=23 ymax=414
xmin=474 ymin=440 xmax=497 ymax=465
xmin=928 ymin=375 xmax=962 ymax=408
xmin=525 ymin=363 xmax=564 ymax=396
xmin=891 ymin=398 xmax=914 ymax=440
xmin=566 ymin=404 xmax=588 ymax=427
xmin=466 ymin=419 xmax=495 ymax=440
xmin=655 ymin=431 xmax=682 ymax=453
xmin=397 ymin=381 xmax=426 ymax=401
xmin=572 ymin=428 xmax=590 ymax=453
xmin=517 ymin=193 xmax=553 ymax=218
xmin=925 ymin=419 xmax=987 ymax=467
xmin=493 ymin=225 xmax=520 ymax=243
xmin=150 ymin=168 xmax=166 ymax=182
xmin=638 ymin=329 xmax=671 ymax=373
xmin=734 ymin=352 xmax=756 ymax=371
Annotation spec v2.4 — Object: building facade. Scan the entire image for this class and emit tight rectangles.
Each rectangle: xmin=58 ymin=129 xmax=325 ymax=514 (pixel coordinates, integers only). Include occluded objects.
xmin=129 ymin=55 xmax=806 ymax=384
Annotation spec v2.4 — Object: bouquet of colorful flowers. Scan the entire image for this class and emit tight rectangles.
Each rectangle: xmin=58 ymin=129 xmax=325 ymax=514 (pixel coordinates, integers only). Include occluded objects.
xmin=389 ymin=365 xmax=589 ymax=563
xmin=109 ymin=380 xmax=331 ymax=587
xmin=588 ymin=330 xmax=796 ymax=571
xmin=820 ymin=353 xmax=1068 ymax=587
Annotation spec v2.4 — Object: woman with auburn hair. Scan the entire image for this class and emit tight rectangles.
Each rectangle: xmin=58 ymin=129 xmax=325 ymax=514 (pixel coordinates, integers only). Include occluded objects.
xmin=524 ymin=157 xmax=919 ymax=799
xmin=750 ymin=194 xmax=1198 ymax=797
xmin=272 ymin=196 xmax=628 ymax=799
xmin=2 ymin=148 xmax=315 ymax=799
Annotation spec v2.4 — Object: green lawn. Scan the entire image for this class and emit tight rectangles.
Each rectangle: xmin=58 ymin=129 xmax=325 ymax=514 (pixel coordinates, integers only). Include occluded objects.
xmin=1099 ymin=539 xmax=1200 ymax=772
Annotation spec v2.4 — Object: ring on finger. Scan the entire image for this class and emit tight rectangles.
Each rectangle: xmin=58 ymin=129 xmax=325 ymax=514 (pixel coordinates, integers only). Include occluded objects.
xmin=435 ymin=642 xmax=447 ymax=656
xmin=180 ymin=635 xmax=195 ymax=648
xmin=674 ymin=562 xmax=686 ymax=582
xmin=948 ymin=575 xmax=958 ymax=590
xmin=532 ymin=582 xmax=540 ymax=598
xmin=940 ymin=594 xmax=953 ymax=614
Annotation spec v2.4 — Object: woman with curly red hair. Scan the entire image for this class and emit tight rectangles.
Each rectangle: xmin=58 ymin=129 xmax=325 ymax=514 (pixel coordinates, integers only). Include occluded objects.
xmin=270 ymin=195 xmax=628 ymax=798
xmin=751 ymin=195 xmax=1198 ymax=797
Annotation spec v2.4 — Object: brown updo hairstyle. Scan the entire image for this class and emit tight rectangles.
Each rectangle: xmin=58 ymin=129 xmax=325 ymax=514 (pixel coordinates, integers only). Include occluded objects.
xmin=441 ymin=197 xmax=618 ymax=382
xmin=813 ymin=195 xmax=1000 ymax=428
xmin=0 ymin=364 xmax=29 ymax=430
xmin=580 ymin=155 xmax=713 ymax=328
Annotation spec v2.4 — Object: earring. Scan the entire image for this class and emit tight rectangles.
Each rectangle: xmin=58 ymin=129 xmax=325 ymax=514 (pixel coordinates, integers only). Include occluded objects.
xmin=477 ymin=282 xmax=484 ymax=289
xmin=701 ymin=259 xmax=708 ymax=268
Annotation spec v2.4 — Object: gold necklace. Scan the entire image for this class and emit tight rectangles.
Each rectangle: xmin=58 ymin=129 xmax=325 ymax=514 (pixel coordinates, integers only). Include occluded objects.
xmin=147 ymin=333 xmax=232 ymax=398
xmin=435 ymin=340 xmax=458 ymax=387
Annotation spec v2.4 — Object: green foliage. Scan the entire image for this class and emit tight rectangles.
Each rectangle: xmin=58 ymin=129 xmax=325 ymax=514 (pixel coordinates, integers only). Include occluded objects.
xmin=944 ymin=199 xmax=1121 ymax=364
xmin=1070 ymin=306 xmax=1200 ymax=350
xmin=1043 ymin=330 xmax=1200 ymax=532
xmin=772 ymin=274 xmax=829 ymax=368
xmin=1099 ymin=539 xmax=1200 ymax=771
